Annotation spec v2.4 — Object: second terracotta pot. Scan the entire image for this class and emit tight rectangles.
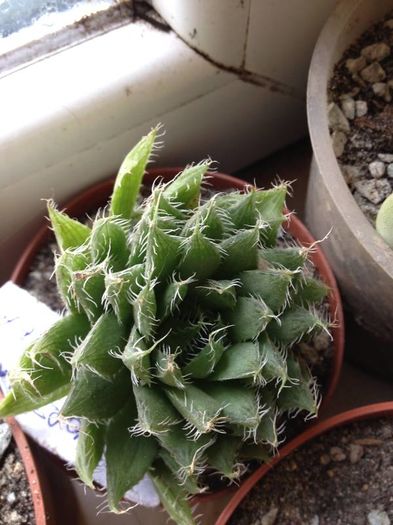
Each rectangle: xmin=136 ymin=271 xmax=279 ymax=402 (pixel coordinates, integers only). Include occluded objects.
xmin=217 ymin=401 xmax=393 ymax=524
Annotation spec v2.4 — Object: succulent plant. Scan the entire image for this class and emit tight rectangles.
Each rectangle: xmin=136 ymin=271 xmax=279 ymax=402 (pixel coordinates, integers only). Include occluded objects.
xmin=376 ymin=193 xmax=393 ymax=249
xmin=0 ymin=127 xmax=332 ymax=524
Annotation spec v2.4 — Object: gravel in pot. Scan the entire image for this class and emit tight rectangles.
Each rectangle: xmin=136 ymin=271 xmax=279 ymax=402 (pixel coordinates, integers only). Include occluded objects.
xmin=328 ymin=12 xmax=393 ymax=225
xmin=0 ymin=422 xmax=35 ymax=525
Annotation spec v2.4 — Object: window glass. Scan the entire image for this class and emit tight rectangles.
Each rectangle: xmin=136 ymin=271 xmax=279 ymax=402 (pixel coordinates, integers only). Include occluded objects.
xmin=0 ymin=0 xmax=117 ymax=55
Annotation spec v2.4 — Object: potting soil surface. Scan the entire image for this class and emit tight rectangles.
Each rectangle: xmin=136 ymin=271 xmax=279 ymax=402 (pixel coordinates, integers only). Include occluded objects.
xmin=0 ymin=441 xmax=35 ymax=524
xmin=229 ymin=417 xmax=393 ymax=525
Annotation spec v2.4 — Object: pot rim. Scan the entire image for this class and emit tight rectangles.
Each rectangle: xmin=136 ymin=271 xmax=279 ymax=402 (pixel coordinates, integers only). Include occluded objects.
xmin=307 ymin=0 xmax=393 ymax=277
xmin=10 ymin=167 xmax=344 ymax=501
xmin=216 ymin=401 xmax=393 ymax=524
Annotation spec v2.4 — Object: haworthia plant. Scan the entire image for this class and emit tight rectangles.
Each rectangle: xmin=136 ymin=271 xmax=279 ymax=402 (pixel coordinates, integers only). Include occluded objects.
xmin=0 ymin=127 xmax=332 ymax=524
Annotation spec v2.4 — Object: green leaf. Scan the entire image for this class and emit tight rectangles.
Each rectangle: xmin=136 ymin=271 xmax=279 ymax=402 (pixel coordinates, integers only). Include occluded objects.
xmin=75 ymin=419 xmax=106 ymax=488
xmin=182 ymin=326 xmax=226 ymax=379
xmin=132 ymin=383 xmax=179 ymax=435
xmin=277 ymin=356 xmax=319 ymax=417
xmin=227 ymin=191 xmax=257 ymax=229
xmin=163 ymin=162 xmax=210 ymax=208
xmin=207 ymin=436 xmax=242 ymax=480
xmin=218 ymin=228 xmax=259 ymax=277
xmin=258 ymin=335 xmax=287 ymax=385
xmin=145 ymin=224 xmax=182 ymax=281
xmin=292 ymin=276 xmax=330 ymax=306
xmin=47 ymin=200 xmax=90 ymax=252
xmin=61 ymin=366 xmax=130 ymax=420
xmin=133 ymin=279 xmax=157 ymax=339
xmin=239 ymin=268 xmax=295 ymax=313
xmin=165 ymin=384 xmax=223 ymax=435
xmin=10 ymin=314 xmax=90 ymax=401
xmin=154 ymin=348 xmax=186 ymax=389
xmin=267 ymin=305 xmax=328 ymax=346
xmin=110 ymin=127 xmax=157 ymax=220
xmin=157 ymin=425 xmax=214 ymax=479
xmin=376 ymin=193 xmax=393 ymax=248
xmin=158 ymin=277 xmax=190 ymax=319
xmin=0 ymin=383 xmax=70 ymax=418
xmin=72 ymin=265 xmax=106 ymax=324
xmin=204 ymin=382 xmax=260 ymax=429
xmin=104 ymin=264 xmax=145 ymax=326
xmin=209 ymin=341 xmax=262 ymax=382
xmin=259 ymin=246 xmax=307 ymax=271
xmin=106 ymin=400 xmax=157 ymax=512
xmin=121 ymin=326 xmax=152 ymax=385
xmin=254 ymin=184 xmax=287 ymax=246
xmin=71 ymin=312 xmax=127 ymax=379
xmin=158 ymin=449 xmax=202 ymax=495
xmin=192 ymin=279 xmax=238 ymax=311
xmin=183 ymin=197 xmax=227 ymax=240
xmin=179 ymin=229 xmax=221 ymax=280
xmin=90 ymin=217 xmax=129 ymax=272
xmin=55 ymin=248 xmax=91 ymax=314
xmin=150 ymin=461 xmax=196 ymax=525
xmin=226 ymin=296 xmax=274 ymax=342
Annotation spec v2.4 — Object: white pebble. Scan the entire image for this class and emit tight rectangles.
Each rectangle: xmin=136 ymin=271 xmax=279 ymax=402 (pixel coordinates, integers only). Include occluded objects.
xmin=328 ymin=102 xmax=350 ymax=132
xmin=378 ymin=153 xmax=393 ymax=163
xmin=355 ymin=179 xmax=392 ymax=205
xmin=361 ymin=42 xmax=390 ymax=62
xmin=341 ymin=97 xmax=355 ymax=119
xmin=6 ymin=492 xmax=16 ymax=504
xmin=0 ymin=423 xmax=12 ymax=461
xmin=372 ymin=82 xmax=387 ymax=96
xmin=261 ymin=507 xmax=279 ymax=525
xmin=387 ymin=164 xmax=393 ymax=178
xmin=341 ymin=164 xmax=361 ymax=186
xmin=367 ymin=509 xmax=391 ymax=525
xmin=331 ymin=131 xmax=347 ymax=157
xmin=355 ymin=100 xmax=368 ymax=117
xmin=360 ymin=62 xmax=386 ymax=83
xmin=346 ymin=56 xmax=367 ymax=73
xmin=369 ymin=161 xmax=386 ymax=178
xmin=372 ymin=82 xmax=391 ymax=102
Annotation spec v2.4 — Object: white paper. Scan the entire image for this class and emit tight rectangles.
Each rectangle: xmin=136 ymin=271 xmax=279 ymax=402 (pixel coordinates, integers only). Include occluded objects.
xmin=0 ymin=281 xmax=159 ymax=507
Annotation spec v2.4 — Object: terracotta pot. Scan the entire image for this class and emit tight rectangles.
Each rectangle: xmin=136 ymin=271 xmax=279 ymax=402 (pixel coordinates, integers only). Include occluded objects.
xmin=10 ymin=167 xmax=344 ymax=501
xmin=306 ymin=0 xmax=393 ymax=374
xmin=216 ymin=401 xmax=393 ymax=524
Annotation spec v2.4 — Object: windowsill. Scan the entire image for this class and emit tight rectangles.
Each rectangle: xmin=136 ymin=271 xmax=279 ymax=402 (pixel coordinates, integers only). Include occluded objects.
xmin=0 ymin=18 xmax=306 ymax=281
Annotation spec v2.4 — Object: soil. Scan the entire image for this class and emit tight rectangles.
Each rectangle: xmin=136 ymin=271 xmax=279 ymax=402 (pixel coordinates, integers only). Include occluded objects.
xmin=328 ymin=12 xmax=393 ymax=224
xmin=0 ymin=440 xmax=35 ymax=525
xmin=230 ymin=417 xmax=393 ymax=525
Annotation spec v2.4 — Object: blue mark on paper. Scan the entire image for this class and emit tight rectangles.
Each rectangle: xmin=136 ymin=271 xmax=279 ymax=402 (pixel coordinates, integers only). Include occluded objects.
xmin=34 ymin=405 xmax=79 ymax=440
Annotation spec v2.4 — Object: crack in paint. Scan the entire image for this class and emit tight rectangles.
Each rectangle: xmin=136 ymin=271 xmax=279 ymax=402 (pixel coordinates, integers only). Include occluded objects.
xmin=240 ymin=0 xmax=251 ymax=70
xmin=179 ymin=34 xmax=304 ymax=101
